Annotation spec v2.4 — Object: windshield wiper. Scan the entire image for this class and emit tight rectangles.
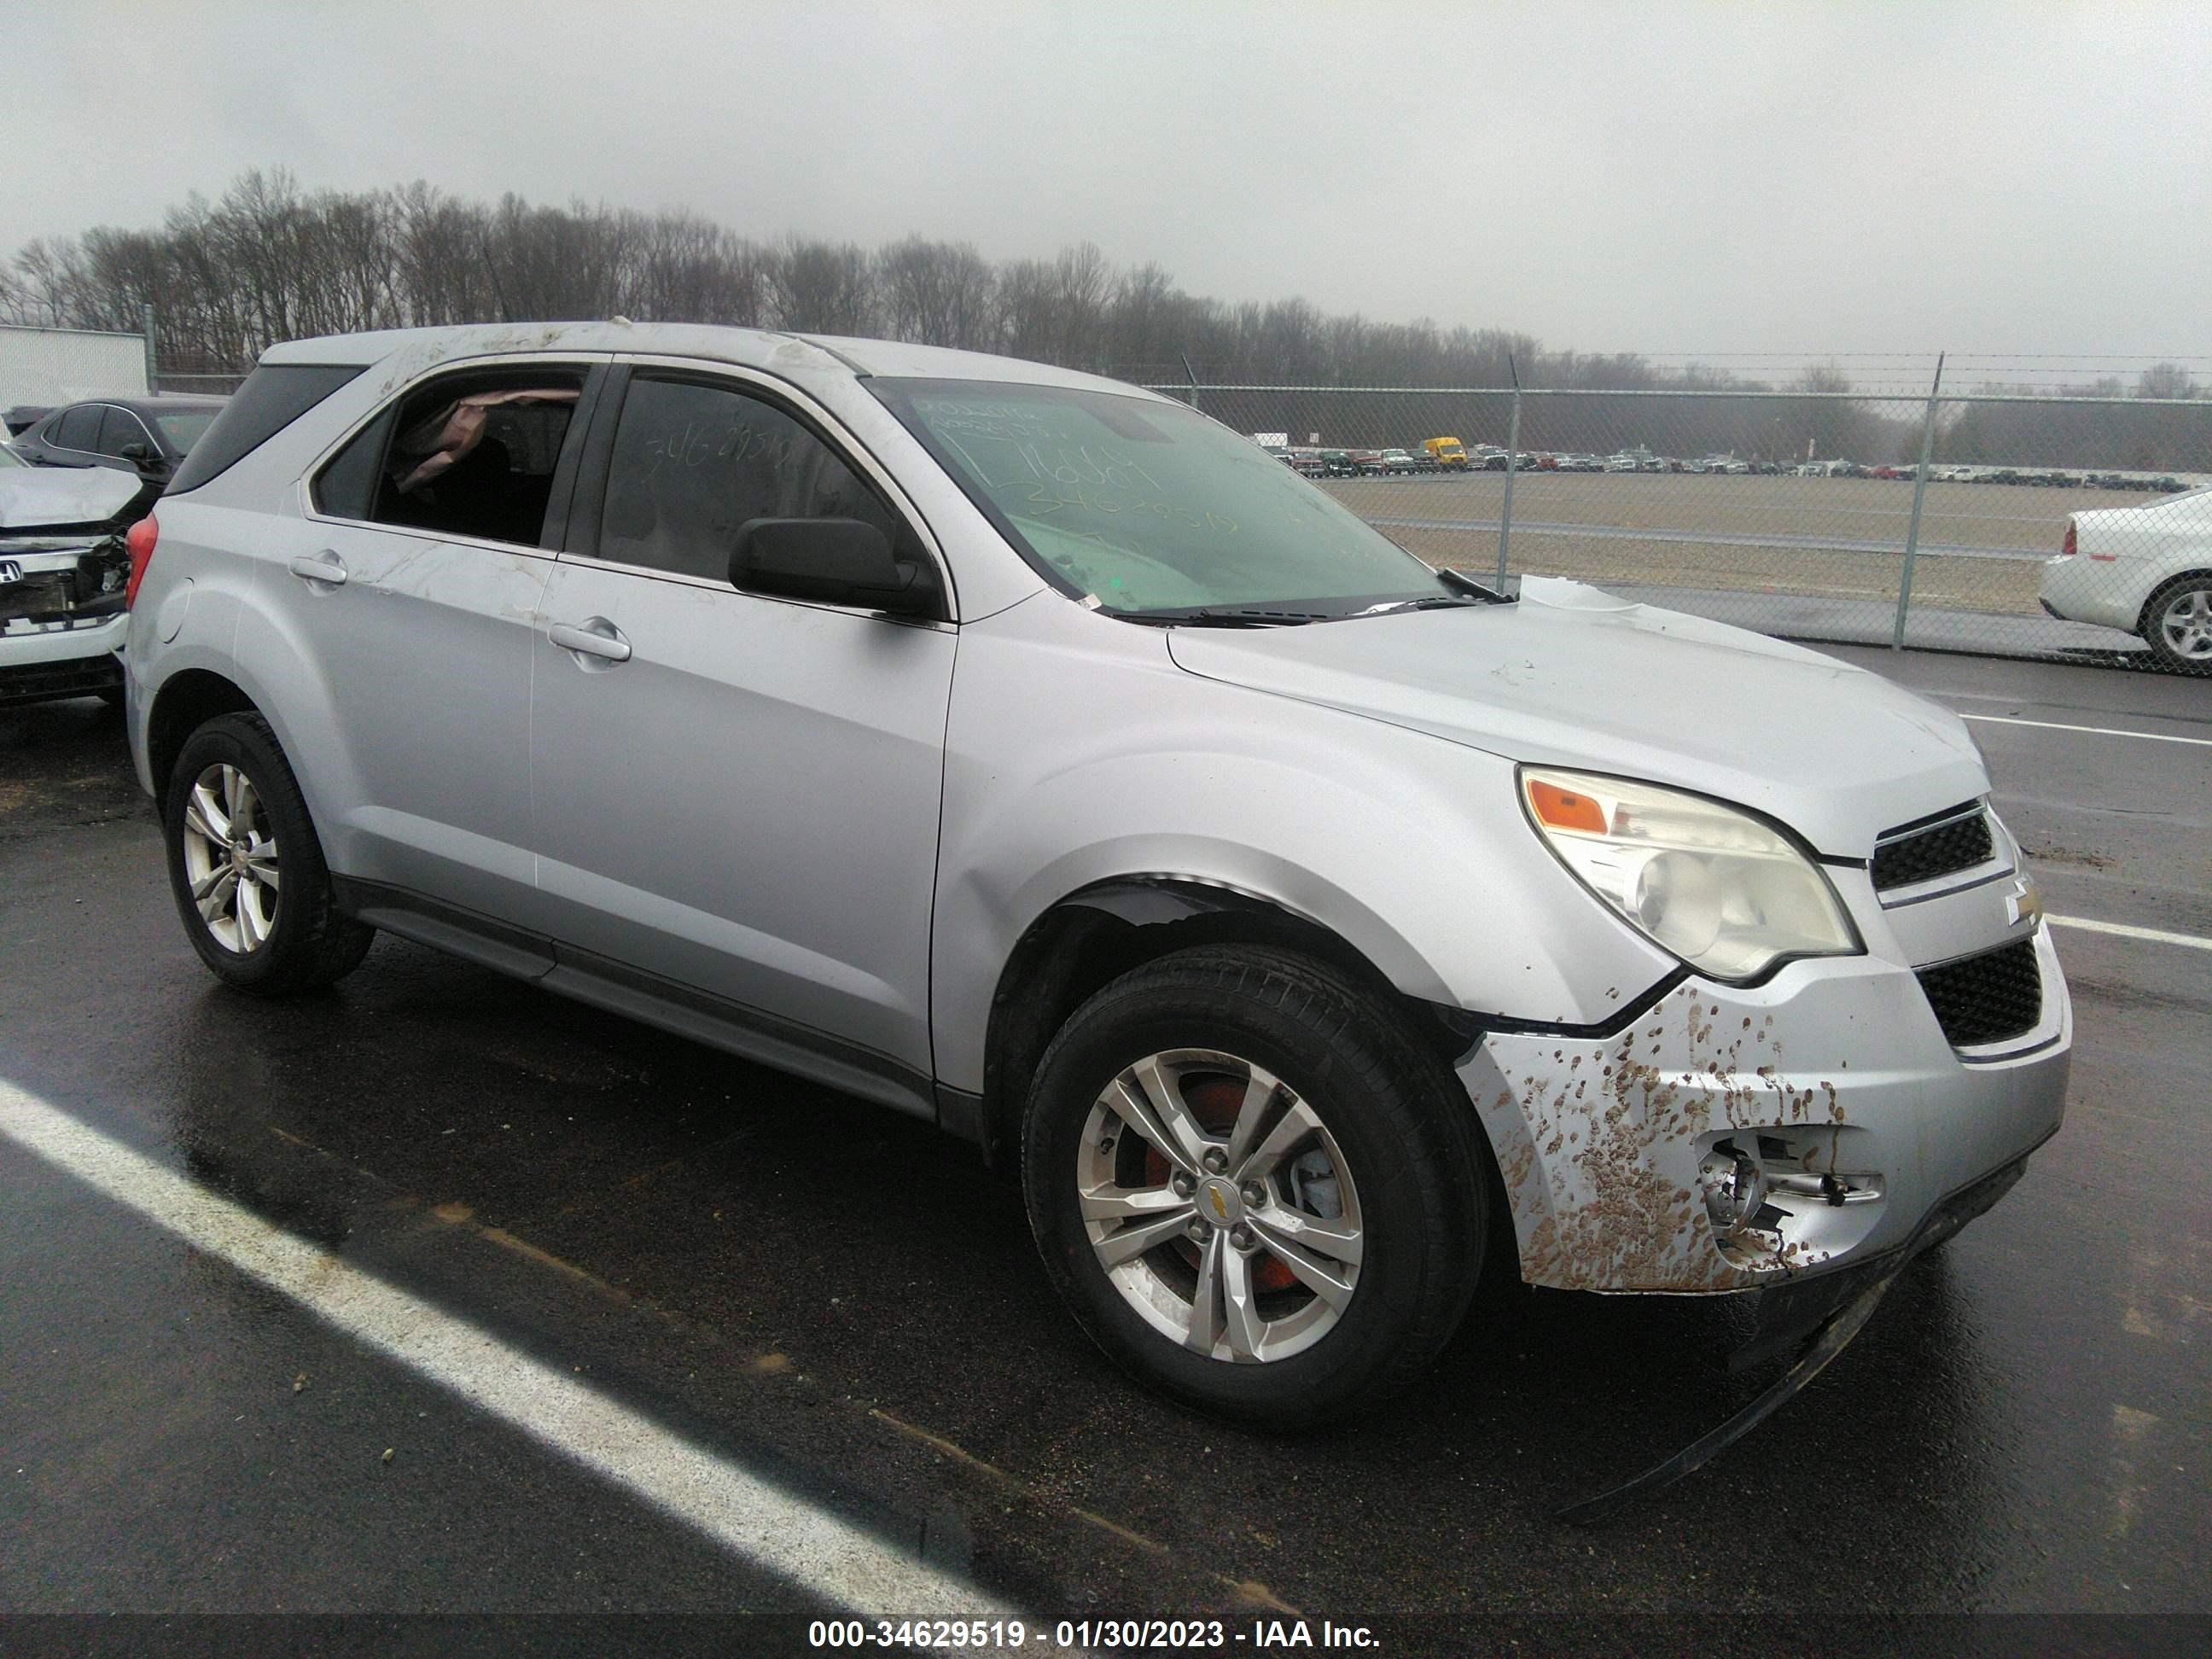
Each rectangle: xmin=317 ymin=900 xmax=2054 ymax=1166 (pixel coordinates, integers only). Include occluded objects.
xmin=1437 ymin=568 xmax=1518 ymax=603
xmin=1357 ymin=575 xmax=1521 ymax=620
xmin=1122 ymin=606 xmax=1333 ymax=627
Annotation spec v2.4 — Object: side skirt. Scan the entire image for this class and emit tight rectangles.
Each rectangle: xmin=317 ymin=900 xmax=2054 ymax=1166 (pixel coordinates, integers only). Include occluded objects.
xmin=331 ymin=876 xmax=941 ymax=1126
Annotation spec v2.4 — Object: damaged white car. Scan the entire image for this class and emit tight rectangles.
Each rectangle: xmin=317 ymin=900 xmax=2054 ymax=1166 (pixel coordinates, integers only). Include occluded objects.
xmin=1 ymin=445 xmax=143 ymax=707
xmin=124 ymin=324 xmax=2069 ymax=1430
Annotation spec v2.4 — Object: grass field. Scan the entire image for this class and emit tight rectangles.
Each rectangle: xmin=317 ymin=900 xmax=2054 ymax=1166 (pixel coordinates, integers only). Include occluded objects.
xmin=1318 ymin=473 xmax=2143 ymax=619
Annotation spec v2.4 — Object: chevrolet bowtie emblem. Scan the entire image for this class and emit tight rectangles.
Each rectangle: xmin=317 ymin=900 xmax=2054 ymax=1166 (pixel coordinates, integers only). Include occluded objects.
xmin=2006 ymin=876 xmax=2044 ymax=928
xmin=1208 ymin=1187 xmax=1229 ymax=1220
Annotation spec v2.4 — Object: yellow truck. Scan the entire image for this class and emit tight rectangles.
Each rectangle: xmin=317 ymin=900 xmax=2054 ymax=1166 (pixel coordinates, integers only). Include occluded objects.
xmin=1423 ymin=436 xmax=1470 ymax=470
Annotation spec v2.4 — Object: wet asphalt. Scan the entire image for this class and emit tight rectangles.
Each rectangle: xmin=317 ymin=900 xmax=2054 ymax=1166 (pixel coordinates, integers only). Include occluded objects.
xmin=1 ymin=647 xmax=2208 ymax=1638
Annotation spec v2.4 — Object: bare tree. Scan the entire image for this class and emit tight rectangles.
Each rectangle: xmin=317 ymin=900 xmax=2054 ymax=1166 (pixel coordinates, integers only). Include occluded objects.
xmin=629 ymin=212 xmax=765 ymax=327
xmin=765 ymin=236 xmax=876 ymax=335
xmin=2136 ymin=362 xmax=2202 ymax=401
xmin=876 ymin=236 xmax=996 ymax=349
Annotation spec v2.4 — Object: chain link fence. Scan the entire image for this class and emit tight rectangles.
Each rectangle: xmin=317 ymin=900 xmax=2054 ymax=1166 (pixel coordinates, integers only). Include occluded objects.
xmin=12 ymin=311 xmax=2209 ymax=673
xmin=1147 ymin=379 xmax=2212 ymax=675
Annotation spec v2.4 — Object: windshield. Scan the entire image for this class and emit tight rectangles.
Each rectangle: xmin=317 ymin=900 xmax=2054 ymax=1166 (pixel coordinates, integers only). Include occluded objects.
xmin=153 ymin=410 xmax=219 ymax=451
xmin=870 ymin=378 xmax=1454 ymax=618
xmin=0 ymin=444 xmax=24 ymax=468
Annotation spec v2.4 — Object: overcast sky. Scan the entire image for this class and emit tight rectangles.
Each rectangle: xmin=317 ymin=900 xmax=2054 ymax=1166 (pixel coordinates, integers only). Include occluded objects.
xmin=9 ymin=3 xmax=2209 ymax=364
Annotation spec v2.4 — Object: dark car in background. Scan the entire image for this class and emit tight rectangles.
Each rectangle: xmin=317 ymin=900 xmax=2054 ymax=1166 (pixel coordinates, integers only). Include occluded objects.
xmin=10 ymin=393 xmax=227 ymax=516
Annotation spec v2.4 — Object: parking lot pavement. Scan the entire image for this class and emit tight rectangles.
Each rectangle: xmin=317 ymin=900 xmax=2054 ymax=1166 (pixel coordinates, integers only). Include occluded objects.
xmin=2 ymin=653 xmax=2209 ymax=1634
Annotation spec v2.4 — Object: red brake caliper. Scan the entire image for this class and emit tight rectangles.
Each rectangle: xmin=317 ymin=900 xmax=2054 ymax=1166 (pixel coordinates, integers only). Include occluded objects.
xmin=1144 ymin=1075 xmax=1297 ymax=1293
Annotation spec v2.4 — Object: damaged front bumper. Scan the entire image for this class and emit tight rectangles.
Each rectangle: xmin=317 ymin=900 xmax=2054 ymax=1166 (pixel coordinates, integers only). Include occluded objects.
xmin=1461 ymin=923 xmax=2070 ymax=1293
xmin=1 ymin=536 xmax=131 ymax=706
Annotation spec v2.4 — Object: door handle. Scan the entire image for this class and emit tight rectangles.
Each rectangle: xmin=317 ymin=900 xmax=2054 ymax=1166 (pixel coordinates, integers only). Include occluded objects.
xmin=288 ymin=551 xmax=347 ymax=587
xmin=550 ymin=618 xmax=632 ymax=663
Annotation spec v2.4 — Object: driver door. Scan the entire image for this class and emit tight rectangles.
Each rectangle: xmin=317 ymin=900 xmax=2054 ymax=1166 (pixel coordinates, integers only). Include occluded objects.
xmin=529 ymin=364 xmax=956 ymax=1092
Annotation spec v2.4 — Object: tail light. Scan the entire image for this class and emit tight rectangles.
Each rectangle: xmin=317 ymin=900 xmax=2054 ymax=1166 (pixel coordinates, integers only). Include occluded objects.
xmin=124 ymin=515 xmax=159 ymax=606
xmin=2060 ymin=521 xmax=2077 ymax=557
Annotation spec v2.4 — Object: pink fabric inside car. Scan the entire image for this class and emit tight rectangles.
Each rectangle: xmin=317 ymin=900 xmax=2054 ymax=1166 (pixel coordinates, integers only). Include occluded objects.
xmin=395 ymin=388 xmax=579 ymax=493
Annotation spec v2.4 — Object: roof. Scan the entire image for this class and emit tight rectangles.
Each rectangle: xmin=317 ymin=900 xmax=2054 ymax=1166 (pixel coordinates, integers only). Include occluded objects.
xmin=259 ymin=321 xmax=1158 ymax=401
xmin=93 ymin=393 xmax=229 ymax=414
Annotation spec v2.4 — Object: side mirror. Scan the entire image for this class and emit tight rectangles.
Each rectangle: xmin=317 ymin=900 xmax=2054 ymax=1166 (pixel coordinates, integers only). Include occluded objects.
xmin=118 ymin=441 xmax=155 ymax=464
xmin=728 ymin=517 xmax=940 ymax=618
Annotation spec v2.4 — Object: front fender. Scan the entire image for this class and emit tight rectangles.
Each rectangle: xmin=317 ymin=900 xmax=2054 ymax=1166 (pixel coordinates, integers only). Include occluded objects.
xmin=928 ymin=596 xmax=1674 ymax=1095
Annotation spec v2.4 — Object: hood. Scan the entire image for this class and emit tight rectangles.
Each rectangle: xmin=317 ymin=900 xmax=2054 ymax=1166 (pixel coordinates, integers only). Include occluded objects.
xmin=0 ymin=466 xmax=141 ymax=534
xmin=1164 ymin=578 xmax=1987 ymax=856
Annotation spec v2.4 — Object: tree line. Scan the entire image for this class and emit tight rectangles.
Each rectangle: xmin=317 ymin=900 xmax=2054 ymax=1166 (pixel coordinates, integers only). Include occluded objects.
xmin=2 ymin=168 xmax=2202 ymax=469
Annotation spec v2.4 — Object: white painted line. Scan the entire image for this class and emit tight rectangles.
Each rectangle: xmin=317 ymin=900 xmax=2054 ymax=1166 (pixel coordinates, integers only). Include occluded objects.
xmin=0 ymin=1081 xmax=1022 ymax=1619
xmin=2048 ymin=914 xmax=2212 ymax=953
xmin=1961 ymin=713 xmax=2212 ymax=748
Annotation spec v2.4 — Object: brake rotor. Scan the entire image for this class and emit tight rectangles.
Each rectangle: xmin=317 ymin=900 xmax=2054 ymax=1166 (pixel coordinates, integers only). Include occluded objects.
xmin=1144 ymin=1073 xmax=1299 ymax=1293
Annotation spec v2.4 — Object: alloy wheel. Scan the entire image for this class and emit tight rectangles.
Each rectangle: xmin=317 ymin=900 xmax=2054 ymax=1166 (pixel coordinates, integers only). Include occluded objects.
xmin=178 ymin=762 xmax=282 ymax=953
xmin=2157 ymin=586 xmax=2212 ymax=662
xmin=1077 ymin=1049 xmax=1363 ymax=1364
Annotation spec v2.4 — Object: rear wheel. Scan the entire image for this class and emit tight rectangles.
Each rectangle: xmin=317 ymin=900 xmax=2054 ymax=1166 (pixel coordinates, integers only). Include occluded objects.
xmin=1022 ymin=946 xmax=1488 ymax=1426
xmin=164 ymin=712 xmax=375 ymax=993
xmin=2141 ymin=575 xmax=2212 ymax=674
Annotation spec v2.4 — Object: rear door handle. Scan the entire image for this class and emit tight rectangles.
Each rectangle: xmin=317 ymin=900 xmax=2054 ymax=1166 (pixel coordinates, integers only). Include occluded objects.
xmin=288 ymin=551 xmax=347 ymax=587
xmin=550 ymin=618 xmax=632 ymax=663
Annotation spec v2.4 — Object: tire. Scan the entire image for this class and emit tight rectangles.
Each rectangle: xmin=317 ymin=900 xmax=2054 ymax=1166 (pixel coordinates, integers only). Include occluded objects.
xmin=163 ymin=711 xmax=375 ymax=993
xmin=2139 ymin=574 xmax=2212 ymax=675
xmin=1021 ymin=945 xmax=1489 ymax=1428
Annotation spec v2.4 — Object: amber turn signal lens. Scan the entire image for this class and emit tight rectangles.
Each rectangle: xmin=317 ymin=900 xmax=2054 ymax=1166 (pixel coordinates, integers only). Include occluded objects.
xmin=1528 ymin=778 xmax=1607 ymax=834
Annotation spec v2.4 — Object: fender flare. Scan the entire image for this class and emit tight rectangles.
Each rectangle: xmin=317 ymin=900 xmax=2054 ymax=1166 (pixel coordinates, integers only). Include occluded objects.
xmin=961 ymin=871 xmax=1484 ymax=1164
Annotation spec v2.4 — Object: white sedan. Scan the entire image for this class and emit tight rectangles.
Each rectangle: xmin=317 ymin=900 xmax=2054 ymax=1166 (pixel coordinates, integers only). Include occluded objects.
xmin=2040 ymin=486 xmax=2212 ymax=672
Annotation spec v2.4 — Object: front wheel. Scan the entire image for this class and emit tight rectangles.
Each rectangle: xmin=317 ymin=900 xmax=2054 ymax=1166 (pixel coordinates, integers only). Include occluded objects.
xmin=1022 ymin=946 xmax=1489 ymax=1426
xmin=164 ymin=712 xmax=375 ymax=993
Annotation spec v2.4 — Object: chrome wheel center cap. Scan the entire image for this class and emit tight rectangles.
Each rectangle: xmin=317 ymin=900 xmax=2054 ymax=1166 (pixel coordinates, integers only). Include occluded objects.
xmin=1198 ymin=1178 xmax=1243 ymax=1227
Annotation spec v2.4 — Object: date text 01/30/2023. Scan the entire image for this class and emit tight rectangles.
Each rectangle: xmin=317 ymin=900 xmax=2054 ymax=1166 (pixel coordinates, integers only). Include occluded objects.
xmin=806 ymin=1618 xmax=1381 ymax=1650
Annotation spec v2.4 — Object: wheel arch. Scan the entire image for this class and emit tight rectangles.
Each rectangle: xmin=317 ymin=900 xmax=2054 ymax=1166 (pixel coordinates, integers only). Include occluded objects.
xmin=2138 ymin=566 xmax=2212 ymax=634
xmin=969 ymin=875 xmax=1480 ymax=1168
xmin=146 ymin=667 xmax=260 ymax=812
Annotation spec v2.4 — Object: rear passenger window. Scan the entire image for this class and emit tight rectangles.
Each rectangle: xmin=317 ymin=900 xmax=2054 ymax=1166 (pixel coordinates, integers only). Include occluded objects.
xmin=313 ymin=407 xmax=394 ymax=522
xmin=597 ymin=375 xmax=902 ymax=583
xmin=55 ymin=405 xmax=101 ymax=451
xmin=313 ymin=369 xmax=585 ymax=548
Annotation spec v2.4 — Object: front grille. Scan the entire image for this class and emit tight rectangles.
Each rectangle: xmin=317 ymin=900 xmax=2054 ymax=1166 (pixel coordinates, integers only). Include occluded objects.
xmin=0 ymin=570 xmax=79 ymax=623
xmin=1873 ymin=807 xmax=1995 ymax=892
xmin=1917 ymin=938 xmax=2042 ymax=1048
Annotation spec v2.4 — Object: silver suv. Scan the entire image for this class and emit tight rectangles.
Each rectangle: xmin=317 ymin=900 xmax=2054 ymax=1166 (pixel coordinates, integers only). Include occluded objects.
xmin=125 ymin=323 xmax=2070 ymax=1424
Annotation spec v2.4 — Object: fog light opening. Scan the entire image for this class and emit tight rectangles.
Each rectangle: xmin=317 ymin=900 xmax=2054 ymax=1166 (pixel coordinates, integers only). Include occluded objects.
xmin=1698 ymin=1139 xmax=1768 ymax=1237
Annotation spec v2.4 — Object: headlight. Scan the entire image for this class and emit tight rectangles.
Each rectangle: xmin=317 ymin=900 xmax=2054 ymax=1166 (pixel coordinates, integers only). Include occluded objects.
xmin=1520 ymin=768 xmax=1860 ymax=983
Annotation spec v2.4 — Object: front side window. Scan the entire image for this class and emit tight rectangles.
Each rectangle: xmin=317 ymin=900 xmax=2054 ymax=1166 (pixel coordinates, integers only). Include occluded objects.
xmin=96 ymin=406 xmax=154 ymax=459
xmin=311 ymin=370 xmax=585 ymax=548
xmin=597 ymin=375 xmax=902 ymax=583
xmin=870 ymin=379 xmax=1448 ymax=618
xmin=55 ymin=405 xmax=101 ymax=451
